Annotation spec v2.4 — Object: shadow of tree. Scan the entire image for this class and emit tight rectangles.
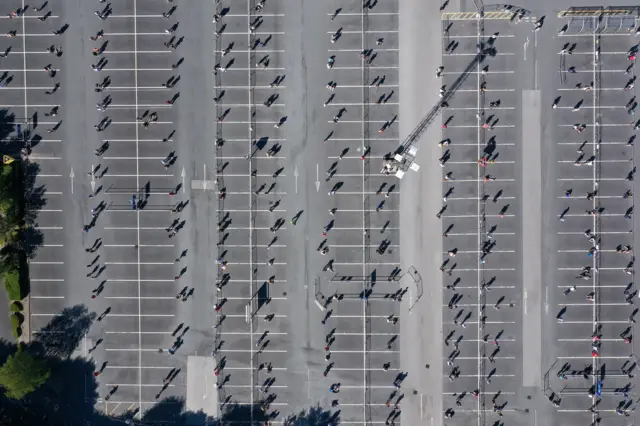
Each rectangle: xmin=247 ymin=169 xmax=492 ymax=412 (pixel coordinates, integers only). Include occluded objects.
xmin=221 ymin=402 xmax=268 ymax=425
xmin=182 ymin=409 xmax=216 ymax=426
xmin=0 ymin=110 xmax=32 ymax=160
xmin=32 ymin=305 xmax=96 ymax=359
xmin=0 ymin=110 xmax=46 ymax=286
xmin=21 ymin=226 xmax=43 ymax=261
xmin=24 ymin=356 xmax=98 ymax=425
xmin=0 ymin=338 xmax=18 ymax=365
xmin=0 ymin=110 xmax=18 ymax=148
xmin=0 ymin=307 xmax=335 ymax=426
xmin=143 ymin=396 xmax=192 ymax=425
xmin=282 ymin=405 xmax=338 ymax=425
xmin=0 ymin=337 xmax=98 ymax=426
xmin=23 ymin=162 xmax=46 ymax=224
xmin=21 ymin=161 xmax=45 ymax=259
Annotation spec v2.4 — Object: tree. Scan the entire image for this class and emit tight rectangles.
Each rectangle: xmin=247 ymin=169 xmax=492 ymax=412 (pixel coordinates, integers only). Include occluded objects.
xmin=0 ymin=346 xmax=50 ymax=399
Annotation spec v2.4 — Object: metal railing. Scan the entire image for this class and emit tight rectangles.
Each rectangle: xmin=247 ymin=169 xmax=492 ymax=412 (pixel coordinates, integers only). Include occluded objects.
xmin=558 ymin=6 xmax=639 ymax=18
xmin=213 ymin=0 xmax=226 ymax=409
xmin=476 ymin=15 xmax=487 ymax=426
xmin=361 ymin=1 xmax=372 ymax=423
xmin=590 ymin=20 xmax=602 ymax=426
xmin=247 ymin=0 xmax=260 ymax=418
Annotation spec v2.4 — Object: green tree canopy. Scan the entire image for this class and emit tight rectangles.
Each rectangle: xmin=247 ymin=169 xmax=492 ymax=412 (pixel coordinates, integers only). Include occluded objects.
xmin=0 ymin=346 xmax=50 ymax=399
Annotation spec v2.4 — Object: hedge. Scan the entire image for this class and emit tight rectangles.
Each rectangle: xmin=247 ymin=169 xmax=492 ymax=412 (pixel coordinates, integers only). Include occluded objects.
xmin=3 ymin=271 xmax=22 ymax=301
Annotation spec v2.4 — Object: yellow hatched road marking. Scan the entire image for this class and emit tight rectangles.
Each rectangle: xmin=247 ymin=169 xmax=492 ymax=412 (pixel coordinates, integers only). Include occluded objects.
xmin=441 ymin=11 xmax=516 ymax=21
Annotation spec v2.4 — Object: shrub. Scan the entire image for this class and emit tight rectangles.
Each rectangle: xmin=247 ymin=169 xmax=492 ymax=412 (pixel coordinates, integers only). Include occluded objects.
xmin=0 ymin=249 xmax=20 ymax=274
xmin=11 ymin=325 xmax=21 ymax=339
xmin=9 ymin=301 xmax=22 ymax=312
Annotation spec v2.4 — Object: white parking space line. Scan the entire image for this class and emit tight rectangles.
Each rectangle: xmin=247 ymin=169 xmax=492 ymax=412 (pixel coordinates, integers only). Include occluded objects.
xmin=104 ymin=227 xmax=173 ymax=230
xmin=216 ymin=50 xmax=286 ymax=54
xmin=325 ymin=30 xmax=398 ymax=34
xmin=326 ymin=12 xmax=399 ymax=16
xmin=328 ymin=48 xmax=399 ymax=52
xmin=105 ymin=262 xmax=174 ymax=265
xmin=449 ymin=35 xmax=516 ymax=39
xmin=332 ymin=66 xmax=398 ymax=70
xmin=448 ymin=107 xmax=516 ymax=111
xmin=557 ymin=231 xmax=630 ymax=235
xmin=456 ymin=88 xmax=515 ymax=92
xmin=104 ymin=245 xmax=174 ymax=248
xmin=557 ymin=178 xmax=629 ymax=181
xmin=556 ymin=196 xmax=627 ymax=199
xmin=104 ymin=364 xmax=173 ymax=369
xmin=107 ymin=279 xmax=176 ymax=283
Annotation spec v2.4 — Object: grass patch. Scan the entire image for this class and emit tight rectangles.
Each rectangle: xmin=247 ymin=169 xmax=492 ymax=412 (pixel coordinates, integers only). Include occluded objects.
xmin=4 ymin=271 xmax=22 ymax=301
xmin=10 ymin=313 xmax=22 ymax=331
xmin=11 ymin=324 xmax=21 ymax=339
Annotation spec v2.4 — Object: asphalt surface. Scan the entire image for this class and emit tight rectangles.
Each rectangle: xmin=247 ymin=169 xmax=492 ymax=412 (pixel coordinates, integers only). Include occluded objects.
xmin=542 ymin=11 xmax=640 ymax=426
xmin=426 ymin=2 xmax=640 ymax=426
xmin=2 ymin=0 xmax=217 ymax=417
xmin=213 ymin=0 xmax=403 ymax=423
xmin=397 ymin=0 xmax=445 ymax=425
xmin=8 ymin=0 xmax=640 ymax=424
xmin=436 ymin=14 xmax=528 ymax=426
xmin=2 ymin=0 xmax=405 ymax=422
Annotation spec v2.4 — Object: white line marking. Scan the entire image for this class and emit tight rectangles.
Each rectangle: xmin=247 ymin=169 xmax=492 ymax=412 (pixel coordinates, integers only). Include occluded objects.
xmin=132 ymin=0 xmax=143 ymax=416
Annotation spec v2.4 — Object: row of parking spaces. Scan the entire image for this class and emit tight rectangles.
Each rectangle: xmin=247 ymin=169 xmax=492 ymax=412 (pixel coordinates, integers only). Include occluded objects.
xmin=320 ymin=0 xmax=403 ymax=424
xmin=0 ymin=0 xmax=68 ymax=337
xmin=549 ymin=18 xmax=639 ymax=421
xmin=212 ymin=0 xmax=292 ymax=419
xmin=58 ymin=1 xmax=186 ymax=417
xmin=439 ymin=18 xmax=522 ymax=424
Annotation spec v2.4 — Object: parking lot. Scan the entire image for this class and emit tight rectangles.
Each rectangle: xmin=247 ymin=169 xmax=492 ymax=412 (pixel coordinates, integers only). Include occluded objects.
xmin=0 ymin=0 xmax=69 ymax=345
xmin=0 ymin=0 xmax=410 ymax=421
xmin=212 ymin=0 xmax=406 ymax=422
xmin=1 ymin=0 xmax=207 ymax=417
xmin=320 ymin=1 xmax=404 ymax=422
xmin=549 ymin=11 xmax=639 ymax=423
xmin=6 ymin=0 xmax=613 ymax=423
xmin=74 ymin=0 xmax=187 ymax=415
xmin=438 ymin=12 xmax=524 ymax=426
xmin=212 ymin=0 xmax=292 ymax=414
